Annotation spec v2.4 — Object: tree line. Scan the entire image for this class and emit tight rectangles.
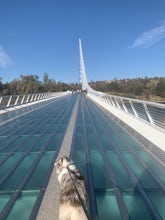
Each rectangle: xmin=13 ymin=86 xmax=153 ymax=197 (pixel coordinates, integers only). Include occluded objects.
xmin=0 ymin=73 xmax=164 ymax=101
xmin=0 ymin=73 xmax=80 ymax=95
xmin=89 ymin=77 xmax=165 ymax=101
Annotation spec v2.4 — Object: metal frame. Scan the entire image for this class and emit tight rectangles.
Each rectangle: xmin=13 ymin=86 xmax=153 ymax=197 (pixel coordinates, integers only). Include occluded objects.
xmin=90 ymin=92 xmax=165 ymax=130
xmin=0 ymin=92 xmax=67 ymax=110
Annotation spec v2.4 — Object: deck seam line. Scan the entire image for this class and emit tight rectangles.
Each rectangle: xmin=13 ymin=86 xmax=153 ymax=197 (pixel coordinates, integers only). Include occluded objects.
xmin=36 ymin=95 xmax=79 ymax=220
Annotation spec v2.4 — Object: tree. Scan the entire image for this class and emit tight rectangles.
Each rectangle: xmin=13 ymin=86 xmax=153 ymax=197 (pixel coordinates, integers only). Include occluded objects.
xmin=7 ymin=79 xmax=20 ymax=94
xmin=6 ymin=74 xmax=43 ymax=94
xmin=43 ymin=72 xmax=50 ymax=92
xmin=108 ymin=81 xmax=121 ymax=92
xmin=155 ymin=79 xmax=165 ymax=97
xmin=43 ymin=72 xmax=49 ymax=84
xmin=0 ymin=77 xmax=3 ymax=93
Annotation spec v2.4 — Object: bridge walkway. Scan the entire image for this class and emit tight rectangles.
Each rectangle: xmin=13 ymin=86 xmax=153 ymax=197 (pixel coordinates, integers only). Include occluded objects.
xmin=0 ymin=94 xmax=164 ymax=220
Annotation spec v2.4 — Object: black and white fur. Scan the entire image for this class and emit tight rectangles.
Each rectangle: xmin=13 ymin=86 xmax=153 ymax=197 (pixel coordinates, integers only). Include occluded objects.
xmin=54 ymin=156 xmax=88 ymax=220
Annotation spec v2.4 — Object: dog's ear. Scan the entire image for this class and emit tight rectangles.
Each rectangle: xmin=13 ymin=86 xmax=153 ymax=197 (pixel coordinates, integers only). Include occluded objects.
xmin=54 ymin=157 xmax=63 ymax=168
xmin=54 ymin=156 xmax=65 ymax=166
xmin=54 ymin=156 xmax=64 ymax=173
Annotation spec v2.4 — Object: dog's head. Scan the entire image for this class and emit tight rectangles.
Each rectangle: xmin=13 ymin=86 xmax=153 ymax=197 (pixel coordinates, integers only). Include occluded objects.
xmin=54 ymin=155 xmax=73 ymax=174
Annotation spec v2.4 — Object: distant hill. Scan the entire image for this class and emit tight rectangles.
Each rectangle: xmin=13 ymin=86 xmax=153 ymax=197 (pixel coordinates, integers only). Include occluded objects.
xmin=89 ymin=77 xmax=165 ymax=103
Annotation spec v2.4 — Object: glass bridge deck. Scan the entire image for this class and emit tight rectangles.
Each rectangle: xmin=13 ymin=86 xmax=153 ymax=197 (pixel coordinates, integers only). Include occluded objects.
xmin=0 ymin=94 xmax=164 ymax=220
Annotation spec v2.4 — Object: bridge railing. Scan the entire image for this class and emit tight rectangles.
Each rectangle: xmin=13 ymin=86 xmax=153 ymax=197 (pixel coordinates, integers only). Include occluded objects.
xmin=0 ymin=92 xmax=67 ymax=110
xmin=89 ymin=91 xmax=165 ymax=130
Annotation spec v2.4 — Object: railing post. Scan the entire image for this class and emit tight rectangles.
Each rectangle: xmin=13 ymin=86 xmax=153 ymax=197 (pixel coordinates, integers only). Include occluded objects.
xmin=34 ymin=94 xmax=38 ymax=101
xmin=38 ymin=93 xmax=41 ymax=100
xmin=38 ymin=93 xmax=42 ymax=100
xmin=26 ymin=94 xmax=30 ymax=103
xmin=143 ymin=103 xmax=154 ymax=125
xmin=14 ymin=96 xmax=20 ymax=105
xmin=104 ymin=96 xmax=108 ymax=104
xmin=42 ymin=93 xmax=45 ymax=99
xmin=21 ymin=95 xmax=26 ymax=104
xmin=114 ymin=97 xmax=121 ymax=109
xmin=129 ymin=100 xmax=138 ymax=117
xmin=120 ymin=98 xmax=128 ymax=113
xmin=108 ymin=96 xmax=113 ymax=106
xmin=0 ymin=97 xmax=3 ymax=105
xmin=40 ymin=93 xmax=43 ymax=99
xmin=30 ymin=94 xmax=34 ymax=102
xmin=110 ymin=97 xmax=116 ymax=107
xmin=7 ymin=96 xmax=12 ymax=107
xmin=41 ymin=93 xmax=44 ymax=99
xmin=36 ymin=94 xmax=39 ymax=100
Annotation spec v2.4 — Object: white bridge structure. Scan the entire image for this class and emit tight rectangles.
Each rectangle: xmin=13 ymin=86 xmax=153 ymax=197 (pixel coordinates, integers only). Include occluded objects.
xmin=0 ymin=38 xmax=165 ymax=220
xmin=79 ymin=38 xmax=165 ymax=151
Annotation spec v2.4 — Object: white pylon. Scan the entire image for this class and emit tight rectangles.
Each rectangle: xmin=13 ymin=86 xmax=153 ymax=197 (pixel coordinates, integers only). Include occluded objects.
xmin=79 ymin=38 xmax=96 ymax=93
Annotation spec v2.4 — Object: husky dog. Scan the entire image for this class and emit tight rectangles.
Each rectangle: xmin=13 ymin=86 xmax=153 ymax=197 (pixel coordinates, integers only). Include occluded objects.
xmin=55 ymin=155 xmax=88 ymax=220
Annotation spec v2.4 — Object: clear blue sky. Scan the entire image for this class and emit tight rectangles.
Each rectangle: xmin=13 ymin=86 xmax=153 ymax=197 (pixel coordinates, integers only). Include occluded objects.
xmin=0 ymin=0 xmax=165 ymax=83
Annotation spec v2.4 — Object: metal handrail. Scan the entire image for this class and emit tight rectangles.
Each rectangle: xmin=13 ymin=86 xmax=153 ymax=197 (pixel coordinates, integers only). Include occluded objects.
xmin=0 ymin=92 xmax=67 ymax=110
xmin=88 ymin=91 xmax=165 ymax=130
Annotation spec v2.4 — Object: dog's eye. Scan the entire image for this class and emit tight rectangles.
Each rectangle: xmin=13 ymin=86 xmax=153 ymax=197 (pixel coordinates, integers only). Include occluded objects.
xmin=64 ymin=156 xmax=70 ymax=162
xmin=66 ymin=157 xmax=70 ymax=162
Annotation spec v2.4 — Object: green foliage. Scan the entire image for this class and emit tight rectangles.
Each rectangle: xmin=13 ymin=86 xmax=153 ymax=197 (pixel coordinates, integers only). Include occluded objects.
xmin=155 ymin=78 xmax=165 ymax=97
xmin=6 ymin=74 xmax=44 ymax=94
xmin=0 ymin=74 xmax=164 ymax=102
xmin=0 ymin=77 xmax=3 ymax=92
xmin=89 ymin=77 xmax=165 ymax=101
xmin=0 ymin=73 xmax=80 ymax=95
